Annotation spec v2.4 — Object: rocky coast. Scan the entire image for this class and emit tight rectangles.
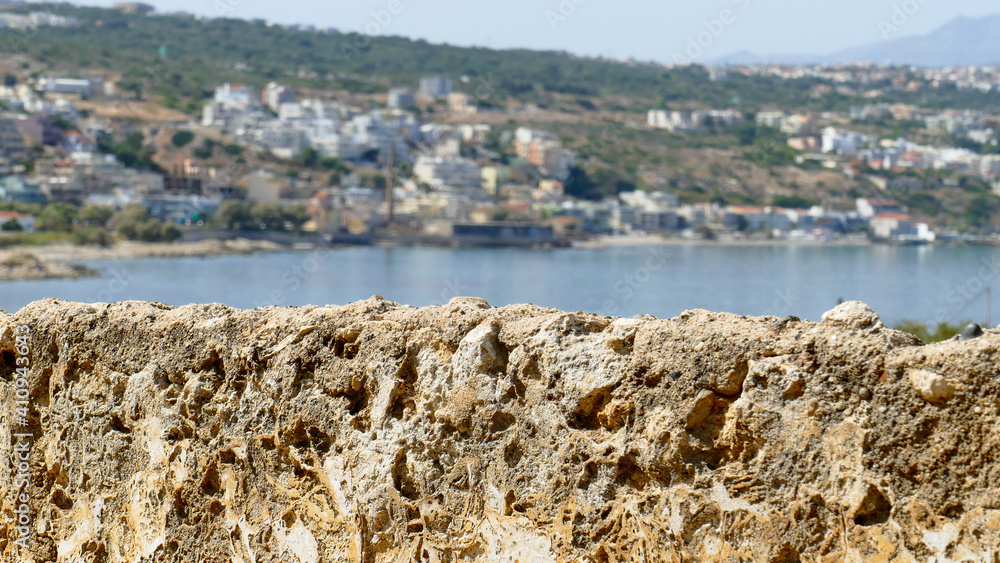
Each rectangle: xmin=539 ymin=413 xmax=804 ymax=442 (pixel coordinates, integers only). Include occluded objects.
xmin=0 ymin=298 xmax=998 ymax=561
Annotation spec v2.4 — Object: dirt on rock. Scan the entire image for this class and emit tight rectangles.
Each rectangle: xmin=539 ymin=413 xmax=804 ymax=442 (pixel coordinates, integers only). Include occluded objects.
xmin=0 ymin=298 xmax=998 ymax=562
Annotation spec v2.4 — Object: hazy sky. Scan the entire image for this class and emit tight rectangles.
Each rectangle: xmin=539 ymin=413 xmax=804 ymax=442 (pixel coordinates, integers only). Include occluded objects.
xmin=78 ymin=0 xmax=999 ymax=62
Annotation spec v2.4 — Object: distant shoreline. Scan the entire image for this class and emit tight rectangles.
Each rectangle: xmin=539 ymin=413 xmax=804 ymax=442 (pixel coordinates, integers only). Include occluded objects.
xmin=25 ymin=238 xmax=287 ymax=262
xmin=0 ymin=238 xmax=287 ymax=282
xmin=571 ymin=235 xmax=874 ymax=249
xmin=0 ymin=233 xmax=995 ymax=282
xmin=572 ymin=235 xmax=1000 ymax=249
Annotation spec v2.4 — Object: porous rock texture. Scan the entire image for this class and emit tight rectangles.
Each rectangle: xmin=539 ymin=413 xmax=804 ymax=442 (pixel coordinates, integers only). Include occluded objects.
xmin=1 ymin=298 xmax=1000 ymax=562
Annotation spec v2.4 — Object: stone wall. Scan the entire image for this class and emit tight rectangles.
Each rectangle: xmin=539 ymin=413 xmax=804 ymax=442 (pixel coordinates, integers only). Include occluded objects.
xmin=0 ymin=297 xmax=998 ymax=561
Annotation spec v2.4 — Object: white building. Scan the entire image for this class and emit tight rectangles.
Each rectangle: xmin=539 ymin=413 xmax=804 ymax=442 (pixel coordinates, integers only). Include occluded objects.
xmin=0 ymin=12 xmax=77 ymax=29
xmin=413 ymin=156 xmax=482 ymax=190
xmin=0 ymin=211 xmax=35 ymax=232
xmin=263 ymin=83 xmax=295 ymax=112
xmin=981 ymin=155 xmax=1000 ymax=178
xmin=856 ymin=198 xmax=904 ymax=219
xmin=457 ymin=124 xmax=491 ymax=142
xmin=40 ymin=78 xmax=91 ymax=97
xmin=647 ymin=110 xmax=693 ymax=131
xmin=756 ymin=111 xmax=786 ymax=129
xmin=619 ymin=190 xmax=679 ymax=211
xmin=310 ymin=134 xmax=361 ymax=160
xmin=418 ymin=76 xmax=453 ymax=97
xmin=389 ymin=88 xmax=415 ymax=109
xmin=214 ymin=83 xmax=257 ymax=110
xmin=822 ymin=127 xmax=868 ymax=154
xmin=727 ymin=206 xmax=793 ymax=233
xmin=648 ymin=109 xmax=742 ymax=132
xmin=250 ymin=125 xmax=305 ymax=159
xmin=0 ymin=116 xmax=26 ymax=162
xmin=514 ymin=127 xmax=556 ymax=144
xmin=870 ymin=213 xmax=913 ymax=239
xmin=780 ymin=114 xmax=813 ymax=136
xmin=201 ymin=104 xmax=216 ymax=127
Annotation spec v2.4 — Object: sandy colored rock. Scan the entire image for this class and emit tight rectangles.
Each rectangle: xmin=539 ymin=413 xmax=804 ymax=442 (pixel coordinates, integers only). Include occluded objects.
xmin=909 ymin=368 xmax=956 ymax=404
xmin=0 ymin=297 xmax=999 ymax=562
xmin=821 ymin=300 xmax=883 ymax=330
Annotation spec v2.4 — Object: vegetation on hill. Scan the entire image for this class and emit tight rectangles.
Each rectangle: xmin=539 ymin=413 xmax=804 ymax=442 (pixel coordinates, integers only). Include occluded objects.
xmin=8 ymin=3 xmax=1000 ymax=115
xmin=5 ymin=4 xmax=1000 ymax=230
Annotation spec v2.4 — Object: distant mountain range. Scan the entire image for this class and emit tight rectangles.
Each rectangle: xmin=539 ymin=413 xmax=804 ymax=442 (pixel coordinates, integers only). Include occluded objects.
xmin=714 ymin=14 xmax=1000 ymax=67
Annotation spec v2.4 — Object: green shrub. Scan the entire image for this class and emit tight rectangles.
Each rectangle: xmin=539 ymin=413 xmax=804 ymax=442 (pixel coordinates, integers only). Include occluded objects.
xmin=894 ymin=320 xmax=971 ymax=344
xmin=72 ymin=227 xmax=113 ymax=247
xmin=36 ymin=203 xmax=78 ymax=232
xmin=772 ymin=195 xmax=814 ymax=209
xmin=171 ymin=130 xmax=195 ymax=148
xmin=160 ymin=222 xmax=182 ymax=242
xmin=78 ymin=205 xmax=115 ymax=227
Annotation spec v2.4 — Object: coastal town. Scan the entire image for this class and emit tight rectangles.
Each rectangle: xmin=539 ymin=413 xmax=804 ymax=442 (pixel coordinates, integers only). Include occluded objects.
xmin=2 ymin=3 xmax=1000 ymax=249
xmin=7 ymin=3 xmax=1000 ymax=562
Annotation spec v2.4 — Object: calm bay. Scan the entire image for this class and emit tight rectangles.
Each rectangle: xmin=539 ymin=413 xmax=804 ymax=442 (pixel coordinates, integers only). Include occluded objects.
xmin=1 ymin=244 xmax=997 ymax=328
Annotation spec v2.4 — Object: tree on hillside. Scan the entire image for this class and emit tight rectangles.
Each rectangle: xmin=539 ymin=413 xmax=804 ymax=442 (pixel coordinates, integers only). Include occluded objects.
xmin=298 ymin=147 xmax=319 ymax=169
xmin=251 ymin=202 xmax=284 ymax=229
xmin=563 ymin=166 xmax=600 ymax=200
xmin=735 ymin=122 xmax=758 ymax=146
xmin=106 ymin=132 xmax=159 ymax=171
xmin=79 ymin=205 xmax=115 ymax=227
xmin=964 ymin=194 xmax=1000 ymax=228
xmin=112 ymin=203 xmax=182 ymax=242
xmin=112 ymin=203 xmax=150 ymax=239
xmin=37 ymin=203 xmax=78 ymax=232
xmin=772 ymin=195 xmax=814 ymax=209
xmin=114 ymin=203 xmax=150 ymax=224
xmin=214 ymin=201 xmax=252 ymax=230
xmin=171 ymin=130 xmax=195 ymax=148
xmin=250 ymin=203 xmax=310 ymax=230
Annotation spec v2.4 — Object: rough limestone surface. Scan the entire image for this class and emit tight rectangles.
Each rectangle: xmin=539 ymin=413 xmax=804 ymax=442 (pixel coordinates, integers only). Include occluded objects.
xmin=1 ymin=297 xmax=999 ymax=562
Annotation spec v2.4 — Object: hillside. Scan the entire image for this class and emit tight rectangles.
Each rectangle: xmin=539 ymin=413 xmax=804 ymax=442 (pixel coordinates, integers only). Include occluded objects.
xmin=6 ymin=3 xmax=1000 ymax=114
xmin=5 ymin=3 xmax=1000 ymax=230
xmin=0 ymin=4 xmax=786 ymax=109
